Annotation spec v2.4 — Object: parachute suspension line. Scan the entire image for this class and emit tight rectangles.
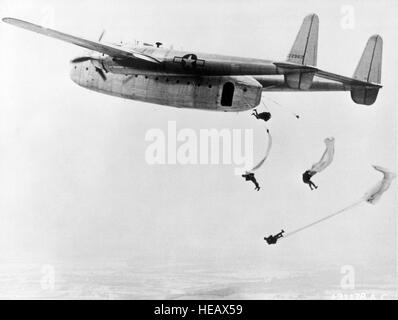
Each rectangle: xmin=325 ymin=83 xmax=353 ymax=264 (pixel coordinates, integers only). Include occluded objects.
xmin=259 ymin=100 xmax=271 ymax=112
xmin=262 ymin=95 xmax=300 ymax=119
xmin=283 ymin=198 xmax=365 ymax=239
xmin=241 ymin=95 xmax=257 ymax=112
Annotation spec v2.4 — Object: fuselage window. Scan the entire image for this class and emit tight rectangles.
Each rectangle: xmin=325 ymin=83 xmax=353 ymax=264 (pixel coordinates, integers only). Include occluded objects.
xmin=221 ymin=82 xmax=235 ymax=106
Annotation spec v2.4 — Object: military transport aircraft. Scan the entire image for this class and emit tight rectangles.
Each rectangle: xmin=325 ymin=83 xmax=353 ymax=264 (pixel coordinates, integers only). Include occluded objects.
xmin=3 ymin=14 xmax=382 ymax=111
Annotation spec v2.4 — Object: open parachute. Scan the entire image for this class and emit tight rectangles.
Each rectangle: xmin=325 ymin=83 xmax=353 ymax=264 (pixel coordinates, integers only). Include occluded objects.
xmin=310 ymin=137 xmax=335 ymax=173
xmin=246 ymin=128 xmax=272 ymax=173
xmin=364 ymin=165 xmax=396 ymax=204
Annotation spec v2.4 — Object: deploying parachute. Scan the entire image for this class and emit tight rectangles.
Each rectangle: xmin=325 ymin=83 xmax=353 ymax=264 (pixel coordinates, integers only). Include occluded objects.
xmin=247 ymin=128 xmax=272 ymax=173
xmin=280 ymin=165 xmax=396 ymax=240
xmin=310 ymin=137 xmax=335 ymax=173
xmin=242 ymin=127 xmax=272 ymax=191
xmin=364 ymin=165 xmax=396 ymax=204
xmin=302 ymin=137 xmax=335 ymax=190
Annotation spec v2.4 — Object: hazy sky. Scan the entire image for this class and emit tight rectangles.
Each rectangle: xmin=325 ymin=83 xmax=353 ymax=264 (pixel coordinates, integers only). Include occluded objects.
xmin=0 ymin=0 xmax=396 ymax=281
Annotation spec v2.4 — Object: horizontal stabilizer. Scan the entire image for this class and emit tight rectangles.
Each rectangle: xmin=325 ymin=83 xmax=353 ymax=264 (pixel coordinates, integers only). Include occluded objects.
xmin=274 ymin=62 xmax=382 ymax=89
xmin=274 ymin=62 xmax=316 ymax=72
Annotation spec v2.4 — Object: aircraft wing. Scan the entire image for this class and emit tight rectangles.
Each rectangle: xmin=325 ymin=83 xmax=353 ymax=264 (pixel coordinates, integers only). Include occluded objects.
xmin=2 ymin=17 xmax=160 ymax=64
xmin=274 ymin=62 xmax=382 ymax=88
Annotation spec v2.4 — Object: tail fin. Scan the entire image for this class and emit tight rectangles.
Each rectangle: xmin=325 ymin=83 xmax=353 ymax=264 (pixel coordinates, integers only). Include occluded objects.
xmin=353 ymin=35 xmax=382 ymax=83
xmin=351 ymin=35 xmax=383 ymax=105
xmin=287 ymin=13 xmax=319 ymax=66
xmin=285 ymin=14 xmax=319 ymax=90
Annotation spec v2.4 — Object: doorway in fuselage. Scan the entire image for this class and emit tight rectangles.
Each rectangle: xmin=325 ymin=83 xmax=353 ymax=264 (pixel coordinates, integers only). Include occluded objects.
xmin=221 ymin=82 xmax=235 ymax=106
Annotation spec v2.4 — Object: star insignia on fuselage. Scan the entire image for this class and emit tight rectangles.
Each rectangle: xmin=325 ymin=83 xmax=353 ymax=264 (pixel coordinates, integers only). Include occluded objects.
xmin=173 ymin=54 xmax=205 ymax=69
xmin=182 ymin=54 xmax=197 ymax=67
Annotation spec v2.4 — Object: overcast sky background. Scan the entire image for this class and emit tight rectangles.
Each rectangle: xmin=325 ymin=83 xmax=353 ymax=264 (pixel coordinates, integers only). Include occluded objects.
xmin=0 ymin=0 xmax=396 ymax=293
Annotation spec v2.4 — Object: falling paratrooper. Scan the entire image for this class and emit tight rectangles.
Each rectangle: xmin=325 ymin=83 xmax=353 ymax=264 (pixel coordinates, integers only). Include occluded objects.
xmin=302 ymin=137 xmax=335 ymax=190
xmin=242 ymin=127 xmax=273 ymax=191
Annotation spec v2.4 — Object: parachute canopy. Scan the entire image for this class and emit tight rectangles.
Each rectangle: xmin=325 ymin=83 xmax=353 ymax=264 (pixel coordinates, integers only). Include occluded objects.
xmin=310 ymin=137 xmax=335 ymax=173
xmin=247 ymin=128 xmax=272 ymax=173
xmin=364 ymin=165 xmax=396 ymax=204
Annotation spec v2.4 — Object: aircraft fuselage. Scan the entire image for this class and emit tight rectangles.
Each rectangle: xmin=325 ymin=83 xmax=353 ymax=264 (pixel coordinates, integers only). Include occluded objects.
xmin=70 ymin=46 xmax=349 ymax=112
xmin=70 ymin=58 xmax=263 ymax=112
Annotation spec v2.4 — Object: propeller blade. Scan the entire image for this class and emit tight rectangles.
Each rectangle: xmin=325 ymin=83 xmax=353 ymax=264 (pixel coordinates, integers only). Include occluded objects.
xmin=95 ymin=67 xmax=107 ymax=81
xmin=71 ymin=56 xmax=92 ymax=63
xmin=98 ymin=30 xmax=105 ymax=42
xmin=71 ymin=56 xmax=107 ymax=81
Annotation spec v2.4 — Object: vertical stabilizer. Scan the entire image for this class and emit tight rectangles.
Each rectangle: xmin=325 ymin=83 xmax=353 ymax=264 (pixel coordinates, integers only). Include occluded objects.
xmin=285 ymin=14 xmax=319 ymax=90
xmin=353 ymin=35 xmax=382 ymax=84
xmin=351 ymin=35 xmax=382 ymax=105
xmin=287 ymin=13 xmax=319 ymax=66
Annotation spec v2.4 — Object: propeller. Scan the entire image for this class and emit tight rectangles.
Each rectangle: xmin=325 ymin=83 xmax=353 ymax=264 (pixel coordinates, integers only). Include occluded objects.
xmin=71 ymin=56 xmax=107 ymax=81
xmin=70 ymin=30 xmax=109 ymax=80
